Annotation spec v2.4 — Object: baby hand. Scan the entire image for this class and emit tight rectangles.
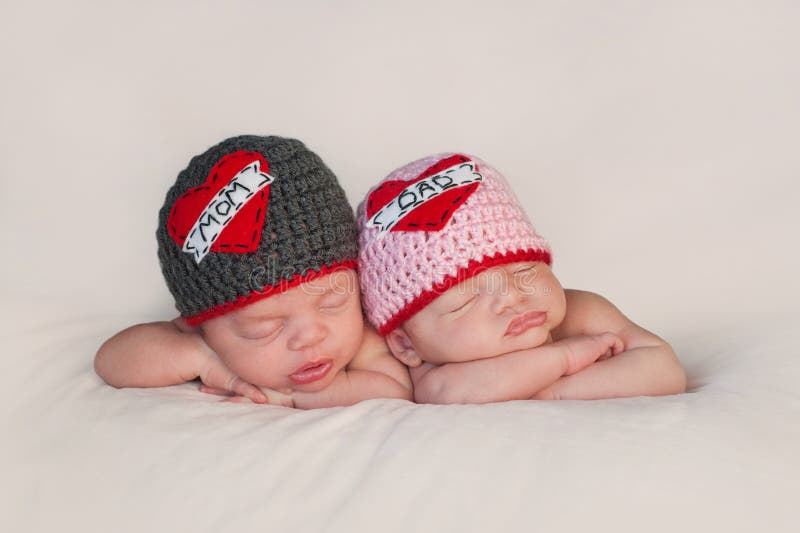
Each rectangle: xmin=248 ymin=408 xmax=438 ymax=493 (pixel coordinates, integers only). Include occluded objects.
xmin=200 ymin=386 xmax=295 ymax=407
xmin=560 ymin=332 xmax=625 ymax=375
xmin=195 ymin=348 xmax=269 ymax=404
xmin=257 ymin=387 xmax=295 ymax=407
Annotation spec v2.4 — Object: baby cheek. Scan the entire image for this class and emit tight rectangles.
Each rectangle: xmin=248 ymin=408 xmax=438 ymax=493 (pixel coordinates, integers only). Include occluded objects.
xmin=543 ymin=289 xmax=567 ymax=328
xmin=222 ymin=341 xmax=284 ymax=386
xmin=328 ymin=312 xmax=364 ymax=361
xmin=350 ymin=317 xmax=366 ymax=345
xmin=448 ymin=317 xmax=494 ymax=357
xmin=222 ymin=345 xmax=260 ymax=374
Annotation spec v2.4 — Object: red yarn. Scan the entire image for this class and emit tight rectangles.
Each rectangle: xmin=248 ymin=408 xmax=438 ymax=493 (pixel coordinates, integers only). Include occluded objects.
xmin=184 ymin=260 xmax=358 ymax=326
xmin=377 ymin=249 xmax=552 ymax=336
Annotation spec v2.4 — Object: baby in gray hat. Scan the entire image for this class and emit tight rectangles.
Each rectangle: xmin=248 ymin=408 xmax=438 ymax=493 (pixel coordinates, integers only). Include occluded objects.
xmin=94 ymin=135 xmax=412 ymax=408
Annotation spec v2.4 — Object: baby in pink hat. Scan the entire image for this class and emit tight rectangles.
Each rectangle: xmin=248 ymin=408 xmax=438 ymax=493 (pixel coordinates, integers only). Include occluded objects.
xmin=358 ymin=153 xmax=686 ymax=403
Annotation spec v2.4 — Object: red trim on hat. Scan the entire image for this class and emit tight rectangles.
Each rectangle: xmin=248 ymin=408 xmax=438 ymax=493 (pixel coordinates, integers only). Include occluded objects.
xmin=376 ymin=249 xmax=552 ymax=336
xmin=183 ymin=260 xmax=358 ymax=326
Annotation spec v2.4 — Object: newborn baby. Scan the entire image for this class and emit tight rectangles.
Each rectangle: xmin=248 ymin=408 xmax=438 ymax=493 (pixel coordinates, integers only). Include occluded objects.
xmin=95 ymin=135 xmax=411 ymax=408
xmin=357 ymin=153 xmax=686 ymax=403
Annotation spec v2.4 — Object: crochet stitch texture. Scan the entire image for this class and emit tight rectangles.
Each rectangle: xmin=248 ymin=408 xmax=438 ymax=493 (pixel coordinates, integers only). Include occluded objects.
xmin=156 ymin=135 xmax=358 ymax=325
xmin=358 ymin=153 xmax=552 ymax=335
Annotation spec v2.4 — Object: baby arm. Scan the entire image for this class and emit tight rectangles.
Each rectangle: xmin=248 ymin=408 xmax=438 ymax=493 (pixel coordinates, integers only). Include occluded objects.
xmin=412 ymin=333 xmax=624 ymax=404
xmin=94 ymin=318 xmax=268 ymax=403
xmin=533 ymin=292 xmax=687 ymax=400
xmin=291 ymin=329 xmax=413 ymax=409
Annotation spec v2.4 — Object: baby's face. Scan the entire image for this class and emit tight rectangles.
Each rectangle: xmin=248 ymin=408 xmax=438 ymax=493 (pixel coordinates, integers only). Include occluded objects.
xmin=200 ymin=270 xmax=364 ymax=394
xmin=399 ymin=262 xmax=566 ymax=365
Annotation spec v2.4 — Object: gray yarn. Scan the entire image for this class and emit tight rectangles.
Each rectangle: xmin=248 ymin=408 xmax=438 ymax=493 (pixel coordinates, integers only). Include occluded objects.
xmin=156 ymin=135 xmax=358 ymax=320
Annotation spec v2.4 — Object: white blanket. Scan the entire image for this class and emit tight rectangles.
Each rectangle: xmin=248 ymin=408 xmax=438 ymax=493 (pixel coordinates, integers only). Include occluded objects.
xmin=3 ymin=2 xmax=800 ymax=531
xmin=4 ymin=299 xmax=798 ymax=533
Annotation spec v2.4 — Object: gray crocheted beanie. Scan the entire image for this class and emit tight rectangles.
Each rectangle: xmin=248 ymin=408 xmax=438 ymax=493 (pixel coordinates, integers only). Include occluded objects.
xmin=156 ymin=135 xmax=358 ymax=325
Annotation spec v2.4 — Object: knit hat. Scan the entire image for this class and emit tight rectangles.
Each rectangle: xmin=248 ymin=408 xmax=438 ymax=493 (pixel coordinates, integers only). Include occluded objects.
xmin=357 ymin=153 xmax=551 ymax=335
xmin=156 ymin=135 xmax=358 ymax=326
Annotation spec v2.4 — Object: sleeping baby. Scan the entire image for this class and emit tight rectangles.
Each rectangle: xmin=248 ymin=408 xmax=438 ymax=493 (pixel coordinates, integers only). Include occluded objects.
xmin=357 ymin=153 xmax=687 ymax=403
xmin=94 ymin=135 xmax=412 ymax=408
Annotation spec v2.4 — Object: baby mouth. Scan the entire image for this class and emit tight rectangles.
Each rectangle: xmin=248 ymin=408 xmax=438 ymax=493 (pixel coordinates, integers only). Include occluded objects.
xmin=505 ymin=311 xmax=547 ymax=337
xmin=289 ymin=358 xmax=334 ymax=385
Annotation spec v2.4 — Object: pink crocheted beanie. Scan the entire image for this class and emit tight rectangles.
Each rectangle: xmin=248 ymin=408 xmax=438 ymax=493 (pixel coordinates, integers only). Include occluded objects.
xmin=357 ymin=153 xmax=552 ymax=335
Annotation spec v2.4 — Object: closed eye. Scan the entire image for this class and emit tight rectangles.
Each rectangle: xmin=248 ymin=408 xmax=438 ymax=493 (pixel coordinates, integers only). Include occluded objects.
xmin=513 ymin=264 xmax=539 ymax=288
xmin=446 ymin=295 xmax=477 ymax=315
xmin=240 ymin=322 xmax=284 ymax=341
xmin=514 ymin=263 xmax=538 ymax=274
xmin=319 ymin=293 xmax=350 ymax=312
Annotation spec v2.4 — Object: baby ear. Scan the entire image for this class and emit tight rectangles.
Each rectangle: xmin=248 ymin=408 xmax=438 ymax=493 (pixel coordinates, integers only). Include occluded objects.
xmin=385 ymin=328 xmax=422 ymax=368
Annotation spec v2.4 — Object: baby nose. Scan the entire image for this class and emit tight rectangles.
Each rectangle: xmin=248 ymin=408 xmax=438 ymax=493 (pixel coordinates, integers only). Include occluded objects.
xmin=490 ymin=271 xmax=530 ymax=314
xmin=286 ymin=319 xmax=328 ymax=351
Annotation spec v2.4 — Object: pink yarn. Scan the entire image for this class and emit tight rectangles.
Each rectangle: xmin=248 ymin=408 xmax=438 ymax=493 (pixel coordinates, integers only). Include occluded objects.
xmin=357 ymin=153 xmax=552 ymax=335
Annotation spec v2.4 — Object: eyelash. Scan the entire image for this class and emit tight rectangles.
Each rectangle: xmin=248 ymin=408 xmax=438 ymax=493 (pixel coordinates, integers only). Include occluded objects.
xmin=448 ymin=295 xmax=477 ymax=315
xmin=242 ymin=323 xmax=283 ymax=341
xmin=320 ymin=297 xmax=348 ymax=312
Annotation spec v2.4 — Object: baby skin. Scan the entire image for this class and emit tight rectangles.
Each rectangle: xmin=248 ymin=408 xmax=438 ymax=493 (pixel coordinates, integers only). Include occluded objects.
xmin=94 ymin=270 xmax=413 ymax=408
xmin=384 ymin=261 xmax=687 ymax=403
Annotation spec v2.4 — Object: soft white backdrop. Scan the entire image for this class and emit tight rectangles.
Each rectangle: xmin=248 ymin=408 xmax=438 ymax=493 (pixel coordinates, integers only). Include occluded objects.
xmin=2 ymin=3 xmax=799 ymax=532
xmin=2 ymin=0 xmax=798 ymax=338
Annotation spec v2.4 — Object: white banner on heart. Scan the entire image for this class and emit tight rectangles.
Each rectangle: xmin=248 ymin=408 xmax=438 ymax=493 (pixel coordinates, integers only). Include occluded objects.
xmin=366 ymin=161 xmax=483 ymax=233
xmin=182 ymin=161 xmax=274 ymax=264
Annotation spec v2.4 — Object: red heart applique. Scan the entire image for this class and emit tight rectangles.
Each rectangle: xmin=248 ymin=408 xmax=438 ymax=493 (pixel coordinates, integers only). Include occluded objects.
xmin=366 ymin=154 xmax=481 ymax=232
xmin=167 ymin=150 xmax=270 ymax=256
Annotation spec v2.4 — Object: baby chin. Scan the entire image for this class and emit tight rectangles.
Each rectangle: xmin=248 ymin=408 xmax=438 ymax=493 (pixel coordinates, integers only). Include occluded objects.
xmin=502 ymin=321 xmax=553 ymax=351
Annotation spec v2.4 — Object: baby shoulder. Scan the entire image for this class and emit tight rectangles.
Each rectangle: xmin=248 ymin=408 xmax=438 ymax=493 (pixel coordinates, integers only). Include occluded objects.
xmin=558 ymin=289 xmax=666 ymax=348
xmin=347 ymin=325 xmax=413 ymax=389
xmin=557 ymin=289 xmax=630 ymax=337
xmin=348 ymin=325 xmax=396 ymax=368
